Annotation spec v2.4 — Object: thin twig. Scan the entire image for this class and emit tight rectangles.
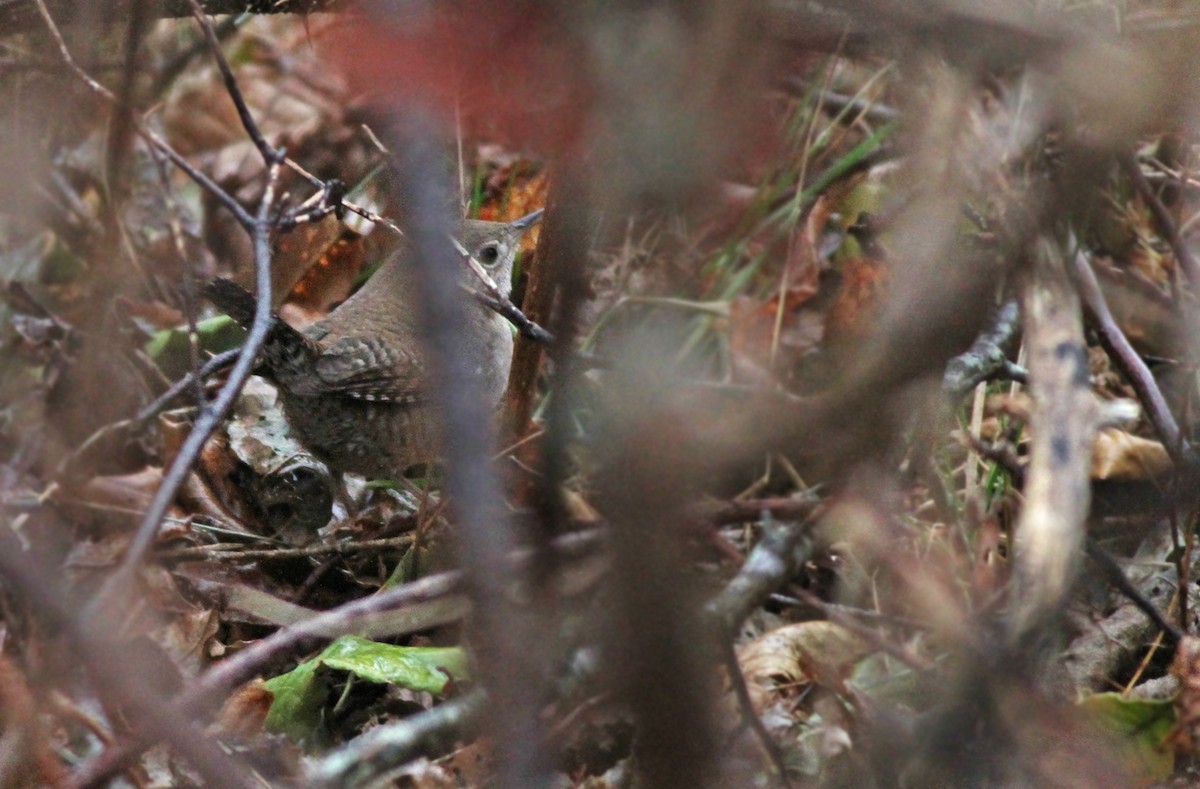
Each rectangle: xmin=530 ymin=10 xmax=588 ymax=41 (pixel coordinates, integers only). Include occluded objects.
xmin=792 ymin=589 xmax=933 ymax=672
xmin=1070 ymin=247 xmax=1184 ymax=457
xmin=1085 ymin=539 xmax=1183 ymax=645
xmin=706 ymin=512 xmax=818 ymax=633
xmin=157 ymin=533 xmax=416 ymax=561
xmin=1121 ymin=152 xmax=1200 ymax=289
xmin=34 ymin=0 xmax=255 ymax=228
xmin=474 ymin=291 xmax=554 ymax=344
xmin=704 ymin=495 xmax=824 ymax=527
xmin=718 ymin=636 xmax=793 ymax=788
xmin=309 ymin=690 xmax=488 ymax=788
xmin=186 ymin=0 xmax=280 ymax=163
xmin=114 ymin=159 xmax=283 ymax=577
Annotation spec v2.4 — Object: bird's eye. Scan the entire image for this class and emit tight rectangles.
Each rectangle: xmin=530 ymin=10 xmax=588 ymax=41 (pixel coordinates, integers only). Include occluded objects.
xmin=477 ymin=243 xmax=501 ymax=266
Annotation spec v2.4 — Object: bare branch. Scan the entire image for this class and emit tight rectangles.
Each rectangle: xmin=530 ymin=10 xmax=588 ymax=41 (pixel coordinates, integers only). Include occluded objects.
xmin=1070 ymin=246 xmax=1184 ymax=458
xmin=1009 ymin=237 xmax=1098 ymax=640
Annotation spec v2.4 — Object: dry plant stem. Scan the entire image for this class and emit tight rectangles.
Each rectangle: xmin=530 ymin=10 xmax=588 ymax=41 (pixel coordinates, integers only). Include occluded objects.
xmin=0 ymin=535 xmax=257 ymax=789
xmin=1071 ymin=249 xmax=1185 ymax=456
xmin=157 ymin=533 xmax=416 ymax=560
xmin=1120 ymin=152 xmax=1200 ymax=289
xmin=475 ymin=291 xmax=554 ymax=343
xmin=524 ymin=167 xmax=594 ymax=573
xmin=504 ymin=164 xmax=587 ymax=439
xmin=964 ymin=383 xmax=987 ymax=506
xmin=1009 ymin=237 xmax=1097 ymax=640
xmin=310 ymin=689 xmax=487 ymax=788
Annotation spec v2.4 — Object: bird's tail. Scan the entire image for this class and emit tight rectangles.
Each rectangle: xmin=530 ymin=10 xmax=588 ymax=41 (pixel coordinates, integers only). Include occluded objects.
xmin=205 ymin=279 xmax=320 ymax=384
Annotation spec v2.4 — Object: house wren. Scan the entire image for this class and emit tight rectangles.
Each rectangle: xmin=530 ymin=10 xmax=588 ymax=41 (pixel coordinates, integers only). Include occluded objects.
xmin=207 ymin=211 xmax=541 ymax=479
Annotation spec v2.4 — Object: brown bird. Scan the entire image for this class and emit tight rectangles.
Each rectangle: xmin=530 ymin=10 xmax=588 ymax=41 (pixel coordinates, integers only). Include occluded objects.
xmin=207 ymin=211 xmax=541 ymax=479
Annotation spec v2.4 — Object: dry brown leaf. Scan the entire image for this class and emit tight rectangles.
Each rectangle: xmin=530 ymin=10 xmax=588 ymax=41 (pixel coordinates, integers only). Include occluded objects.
xmin=826 ymin=254 xmax=888 ymax=341
xmin=439 ymin=741 xmax=494 ymax=787
xmin=729 ymin=294 xmax=825 ymax=385
xmin=75 ymin=467 xmax=161 ymax=516
xmin=1091 ymin=428 xmax=1172 ymax=481
xmin=736 ymin=621 xmax=869 ymax=713
xmin=211 ymin=679 xmax=274 ymax=740
xmin=985 ymin=391 xmax=1033 ymax=416
xmin=165 ymin=40 xmax=342 ymax=161
xmin=0 ymin=652 xmax=69 ymax=786
xmin=282 ymin=231 xmax=367 ymax=322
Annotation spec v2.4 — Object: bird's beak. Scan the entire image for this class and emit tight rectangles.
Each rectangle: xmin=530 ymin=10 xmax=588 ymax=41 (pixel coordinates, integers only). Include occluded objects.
xmin=509 ymin=208 xmax=545 ymax=233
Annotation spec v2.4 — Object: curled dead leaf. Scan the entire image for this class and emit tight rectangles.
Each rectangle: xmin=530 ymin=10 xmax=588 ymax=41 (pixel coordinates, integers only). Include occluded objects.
xmin=1091 ymin=429 xmax=1171 ymax=481
xmin=211 ymin=679 xmax=274 ymax=740
xmin=737 ymin=621 xmax=870 ymax=714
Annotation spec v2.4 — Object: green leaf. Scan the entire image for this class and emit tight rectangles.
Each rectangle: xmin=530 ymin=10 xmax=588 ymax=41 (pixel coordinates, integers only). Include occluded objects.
xmin=263 ymin=659 xmax=326 ymax=741
xmin=145 ymin=315 xmax=247 ymax=379
xmin=263 ymin=636 xmax=469 ymax=741
xmin=317 ymin=636 xmax=469 ymax=690
xmin=1079 ymin=692 xmax=1175 ymax=784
